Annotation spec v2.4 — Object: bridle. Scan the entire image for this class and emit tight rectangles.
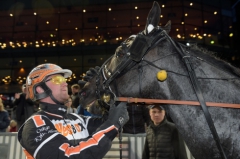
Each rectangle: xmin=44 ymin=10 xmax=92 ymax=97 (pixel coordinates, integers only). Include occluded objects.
xmin=95 ymin=27 xmax=167 ymax=103
xmin=91 ymin=25 xmax=239 ymax=159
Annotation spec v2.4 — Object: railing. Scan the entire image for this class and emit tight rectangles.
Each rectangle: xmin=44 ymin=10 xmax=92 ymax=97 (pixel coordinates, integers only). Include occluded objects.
xmin=0 ymin=132 xmax=194 ymax=159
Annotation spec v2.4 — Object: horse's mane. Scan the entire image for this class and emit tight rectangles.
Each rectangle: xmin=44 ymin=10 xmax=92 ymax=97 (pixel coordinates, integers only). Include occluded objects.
xmin=186 ymin=44 xmax=240 ymax=78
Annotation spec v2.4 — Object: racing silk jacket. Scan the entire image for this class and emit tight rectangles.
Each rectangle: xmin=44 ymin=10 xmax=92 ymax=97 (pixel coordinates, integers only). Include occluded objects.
xmin=18 ymin=102 xmax=118 ymax=159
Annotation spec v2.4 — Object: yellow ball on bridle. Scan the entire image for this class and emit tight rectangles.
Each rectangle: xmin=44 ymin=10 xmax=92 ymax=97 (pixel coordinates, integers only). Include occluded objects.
xmin=156 ymin=70 xmax=167 ymax=81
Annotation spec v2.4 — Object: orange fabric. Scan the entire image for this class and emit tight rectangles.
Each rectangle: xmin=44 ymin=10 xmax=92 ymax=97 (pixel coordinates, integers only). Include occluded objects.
xmin=55 ymin=123 xmax=81 ymax=137
xmin=59 ymin=126 xmax=115 ymax=157
xmin=23 ymin=149 xmax=34 ymax=159
xmin=32 ymin=115 xmax=46 ymax=127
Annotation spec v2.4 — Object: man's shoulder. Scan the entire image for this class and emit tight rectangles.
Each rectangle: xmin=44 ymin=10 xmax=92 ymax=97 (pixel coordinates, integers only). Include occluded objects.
xmin=164 ymin=120 xmax=177 ymax=132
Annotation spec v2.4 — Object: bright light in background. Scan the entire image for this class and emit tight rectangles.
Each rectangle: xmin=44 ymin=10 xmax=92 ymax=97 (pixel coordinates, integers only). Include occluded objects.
xmin=20 ymin=68 xmax=25 ymax=72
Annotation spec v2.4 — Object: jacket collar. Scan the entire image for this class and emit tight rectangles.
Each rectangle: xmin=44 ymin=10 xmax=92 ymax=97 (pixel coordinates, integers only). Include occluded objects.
xmin=39 ymin=102 xmax=67 ymax=116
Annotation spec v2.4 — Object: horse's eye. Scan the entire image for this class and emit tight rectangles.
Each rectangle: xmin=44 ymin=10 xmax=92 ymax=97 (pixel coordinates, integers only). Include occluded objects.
xmin=81 ymin=92 xmax=86 ymax=96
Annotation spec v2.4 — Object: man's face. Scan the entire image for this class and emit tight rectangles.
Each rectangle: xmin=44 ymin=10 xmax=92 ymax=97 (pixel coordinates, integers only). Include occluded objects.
xmin=149 ymin=107 xmax=165 ymax=125
xmin=71 ymin=87 xmax=79 ymax=94
xmin=45 ymin=74 xmax=69 ymax=103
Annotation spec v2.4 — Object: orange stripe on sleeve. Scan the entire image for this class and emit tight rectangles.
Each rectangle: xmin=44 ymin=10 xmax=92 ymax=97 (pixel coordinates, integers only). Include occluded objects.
xmin=23 ymin=149 xmax=35 ymax=159
xmin=32 ymin=115 xmax=46 ymax=127
xmin=59 ymin=125 xmax=115 ymax=157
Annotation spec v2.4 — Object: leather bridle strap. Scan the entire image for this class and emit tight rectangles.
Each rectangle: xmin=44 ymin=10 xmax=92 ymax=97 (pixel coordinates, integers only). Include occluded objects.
xmin=114 ymin=97 xmax=240 ymax=109
xmin=165 ymin=33 xmax=228 ymax=159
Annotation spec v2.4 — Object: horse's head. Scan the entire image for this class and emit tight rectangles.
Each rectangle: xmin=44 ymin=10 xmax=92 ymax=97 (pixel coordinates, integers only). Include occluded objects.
xmin=78 ymin=1 xmax=171 ymax=113
xmin=78 ymin=45 xmax=132 ymax=112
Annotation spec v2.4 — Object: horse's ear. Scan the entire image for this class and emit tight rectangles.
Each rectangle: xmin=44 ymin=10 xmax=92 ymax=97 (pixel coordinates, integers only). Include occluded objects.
xmin=144 ymin=1 xmax=161 ymax=35
xmin=162 ymin=20 xmax=171 ymax=34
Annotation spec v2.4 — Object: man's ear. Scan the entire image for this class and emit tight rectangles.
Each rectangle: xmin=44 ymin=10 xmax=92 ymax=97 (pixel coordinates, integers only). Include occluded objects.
xmin=36 ymin=86 xmax=44 ymax=94
xmin=163 ymin=110 xmax=166 ymax=116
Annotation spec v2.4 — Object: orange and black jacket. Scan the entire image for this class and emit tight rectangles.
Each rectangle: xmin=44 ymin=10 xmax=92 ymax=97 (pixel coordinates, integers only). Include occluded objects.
xmin=17 ymin=102 xmax=117 ymax=159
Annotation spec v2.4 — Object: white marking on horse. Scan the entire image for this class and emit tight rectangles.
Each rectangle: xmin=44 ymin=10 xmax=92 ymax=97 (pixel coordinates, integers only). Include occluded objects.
xmin=147 ymin=24 xmax=154 ymax=34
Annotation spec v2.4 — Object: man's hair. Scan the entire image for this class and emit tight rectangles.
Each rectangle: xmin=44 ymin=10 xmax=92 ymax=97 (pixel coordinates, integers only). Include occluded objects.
xmin=71 ymin=84 xmax=80 ymax=89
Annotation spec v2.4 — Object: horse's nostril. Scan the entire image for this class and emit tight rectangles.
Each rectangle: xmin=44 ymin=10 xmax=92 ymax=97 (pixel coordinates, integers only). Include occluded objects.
xmin=81 ymin=92 xmax=86 ymax=96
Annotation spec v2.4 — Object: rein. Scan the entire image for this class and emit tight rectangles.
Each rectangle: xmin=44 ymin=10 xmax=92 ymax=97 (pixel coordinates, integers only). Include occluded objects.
xmin=114 ymin=97 xmax=240 ymax=109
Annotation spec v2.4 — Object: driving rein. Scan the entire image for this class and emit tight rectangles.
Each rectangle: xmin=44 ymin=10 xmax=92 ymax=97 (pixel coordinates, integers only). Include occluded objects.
xmin=95 ymin=26 xmax=238 ymax=159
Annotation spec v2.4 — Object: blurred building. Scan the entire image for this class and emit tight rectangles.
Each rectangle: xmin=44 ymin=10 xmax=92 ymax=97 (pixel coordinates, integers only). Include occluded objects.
xmin=0 ymin=0 xmax=239 ymax=96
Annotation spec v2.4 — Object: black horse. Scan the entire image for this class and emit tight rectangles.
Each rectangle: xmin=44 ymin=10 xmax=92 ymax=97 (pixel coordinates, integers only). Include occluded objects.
xmin=79 ymin=2 xmax=240 ymax=159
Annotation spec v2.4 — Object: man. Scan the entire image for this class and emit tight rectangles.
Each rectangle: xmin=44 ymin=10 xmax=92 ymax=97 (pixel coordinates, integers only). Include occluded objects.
xmin=142 ymin=105 xmax=187 ymax=159
xmin=17 ymin=63 xmax=129 ymax=159
xmin=70 ymin=83 xmax=86 ymax=115
xmin=13 ymin=84 xmax=35 ymax=130
xmin=70 ymin=84 xmax=80 ymax=108
xmin=0 ymin=98 xmax=10 ymax=132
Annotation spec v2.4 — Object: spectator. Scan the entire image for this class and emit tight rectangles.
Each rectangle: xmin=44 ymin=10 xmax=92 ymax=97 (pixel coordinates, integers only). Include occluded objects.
xmin=70 ymin=84 xmax=81 ymax=108
xmin=13 ymin=84 xmax=35 ymax=130
xmin=123 ymin=103 xmax=150 ymax=134
xmin=0 ymin=98 xmax=10 ymax=132
xmin=71 ymin=83 xmax=86 ymax=115
xmin=142 ymin=104 xmax=187 ymax=159
xmin=64 ymin=96 xmax=77 ymax=114
xmin=6 ymin=120 xmax=17 ymax=132
xmin=17 ymin=63 xmax=129 ymax=159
